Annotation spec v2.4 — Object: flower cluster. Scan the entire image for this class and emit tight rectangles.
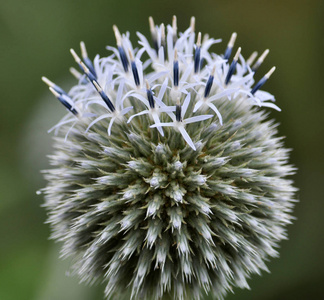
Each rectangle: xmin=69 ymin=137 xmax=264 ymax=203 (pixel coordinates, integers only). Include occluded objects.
xmin=41 ymin=16 xmax=296 ymax=300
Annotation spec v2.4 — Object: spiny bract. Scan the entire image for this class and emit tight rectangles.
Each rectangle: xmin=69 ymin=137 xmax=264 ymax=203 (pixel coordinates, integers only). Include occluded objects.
xmin=41 ymin=16 xmax=297 ymax=300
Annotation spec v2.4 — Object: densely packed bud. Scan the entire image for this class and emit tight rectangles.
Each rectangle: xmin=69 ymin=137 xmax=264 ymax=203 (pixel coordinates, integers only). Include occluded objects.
xmin=41 ymin=16 xmax=297 ymax=300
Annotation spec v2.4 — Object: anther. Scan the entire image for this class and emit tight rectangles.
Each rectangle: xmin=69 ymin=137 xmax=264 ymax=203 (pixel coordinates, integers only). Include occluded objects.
xmin=80 ymin=42 xmax=97 ymax=78
xmin=176 ymin=98 xmax=182 ymax=122
xmin=146 ymin=80 xmax=155 ymax=109
xmin=49 ymin=87 xmax=78 ymax=116
xmin=42 ymin=76 xmax=68 ymax=96
xmin=172 ymin=15 xmax=177 ymax=44
xmin=173 ymin=49 xmax=179 ymax=87
xmin=129 ymin=49 xmax=140 ymax=86
xmin=194 ymin=32 xmax=202 ymax=73
xmin=92 ymin=80 xmax=115 ymax=112
xmin=224 ymin=32 xmax=237 ymax=60
xmin=246 ymin=51 xmax=258 ymax=67
xmin=225 ymin=47 xmax=241 ymax=85
xmin=252 ymin=49 xmax=269 ymax=72
xmin=204 ymin=66 xmax=216 ymax=98
xmin=251 ymin=66 xmax=276 ymax=95
xmin=149 ymin=16 xmax=159 ymax=53
xmin=113 ymin=25 xmax=129 ymax=72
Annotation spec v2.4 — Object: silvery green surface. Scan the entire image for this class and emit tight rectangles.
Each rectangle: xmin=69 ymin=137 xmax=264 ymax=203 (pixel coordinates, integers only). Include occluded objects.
xmin=42 ymin=17 xmax=297 ymax=300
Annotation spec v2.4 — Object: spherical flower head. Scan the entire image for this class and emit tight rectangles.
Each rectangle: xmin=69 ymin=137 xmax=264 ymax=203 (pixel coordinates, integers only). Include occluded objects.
xmin=41 ymin=16 xmax=297 ymax=300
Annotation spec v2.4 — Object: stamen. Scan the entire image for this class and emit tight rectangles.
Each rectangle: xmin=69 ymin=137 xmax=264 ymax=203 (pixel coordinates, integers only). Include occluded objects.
xmin=225 ymin=47 xmax=241 ymax=85
xmin=172 ymin=15 xmax=177 ymax=44
xmin=251 ymin=66 xmax=276 ymax=95
xmin=113 ymin=25 xmax=129 ymax=72
xmin=129 ymin=50 xmax=140 ymax=86
xmin=194 ymin=32 xmax=202 ymax=73
xmin=49 ymin=87 xmax=78 ymax=116
xmin=146 ymin=80 xmax=155 ymax=109
xmin=224 ymin=32 xmax=237 ymax=60
xmin=204 ymin=66 xmax=215 ymax=98
xmin=252 ymin=49 xmax=269 ymax=72
xmin=173 ymin=49 xmax=179 ymax=87
xmin=176 ymin=98 xmax=182 ymax=122
xmin=42 ymin=76 xmax=67 ymax=96
xmin=70 ymin=48 xmax=82 ymax=64
xmin=69 ymin=67 xmax=82 ymax=80
xmin=92 ymin=80 xmax=116 ymax=112
xmin=246 ymin=51 xmax=258 ymax=67
xmin=80 ymin=41 xmax=97 ymax=78
xmin=149 ymin=16 xmax=159 ymax=53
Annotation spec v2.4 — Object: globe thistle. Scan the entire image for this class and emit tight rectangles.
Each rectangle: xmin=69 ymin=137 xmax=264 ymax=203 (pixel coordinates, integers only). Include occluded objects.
xmin=40 ymin=16 xmax=297 ymax=300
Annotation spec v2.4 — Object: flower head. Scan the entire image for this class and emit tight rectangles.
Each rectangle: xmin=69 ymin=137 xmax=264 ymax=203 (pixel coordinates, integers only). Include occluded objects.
xmin=41 ymin=16 xmax=297 ymax=300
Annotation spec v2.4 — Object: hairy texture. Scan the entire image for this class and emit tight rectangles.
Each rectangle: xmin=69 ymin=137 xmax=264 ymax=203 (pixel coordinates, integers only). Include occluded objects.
xmin=42 ymin=16 xmax=297 ymax=300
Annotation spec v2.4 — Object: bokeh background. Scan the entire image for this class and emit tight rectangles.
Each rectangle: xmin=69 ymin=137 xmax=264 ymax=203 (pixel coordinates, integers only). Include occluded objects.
xmin=1 ymin=0 xmax=323 ymax=299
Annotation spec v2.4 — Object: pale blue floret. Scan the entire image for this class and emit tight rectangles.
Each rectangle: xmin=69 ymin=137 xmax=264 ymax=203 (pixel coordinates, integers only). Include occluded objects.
xmin=43 ymin=16 xmax=278 ymax=150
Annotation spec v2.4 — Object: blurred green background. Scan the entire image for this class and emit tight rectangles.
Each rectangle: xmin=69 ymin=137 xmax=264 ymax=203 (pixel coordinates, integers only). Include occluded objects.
xmin=1 ymin=0 xmax=323 ymax=299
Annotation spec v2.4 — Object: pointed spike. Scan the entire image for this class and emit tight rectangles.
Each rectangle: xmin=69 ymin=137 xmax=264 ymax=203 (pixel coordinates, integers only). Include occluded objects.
xmin=80 ymin=61 xmax=94 ymax=79
xmin=80 ymin=41 xmax=97 ymax=78
xmin=190 ymin=17 xmax=195 ymax=32
xmin=172 ymin=16 xmax=177 ymax=32
xmin=149 ymin=17 xmax=158 ymax=53
xmin=48 ymin=86 xmax=60 ymax=98
xmin=246 ymin=51 xmax=258 ymax=67
xmin=42 ymin=76 xmax=55 ymax=88
xmin=197 ymin=32 xmax=202 ymax=47
xmin=265 ymin=66 xmax=276 ymax=79
xmin=70 ymin=48 xmax=82 ymax=64
xmin=128 ymin=49 xmax=140 ymax=86
xmin=172 ymin=15 xmax=177 ymax=43
xmin=225 ymin=47 xmax=241 ymax=85
xmin=145 ymin=79 xmax=150 ymax=90
xmin=224 ymin=32 xmax=237 ymax=60
xmin=251 ymin=66 xmax=276 ymax=95
xmin=149 ymin=16 xmax=155 ymax=35
xmin=146 ymin=80 xmax=155 ymax=109
xmin=128 ymin=49 xmax=134 ymax=62
xmin=49 ymin=87 xmax=78 ymax=116
xmin=161 ymin=23 xmax=166 ymax=46
xmin=92 ymin=80 xmax=115 ymax=112
xmin=113 ymin=25 xmax=122 ymax=46
xmin=42 ymin=76 xmax=68 ymax=96
xmin=234 ymin=47 xmax=241 ymax=61
xmin=252 ymin=49 xmax=269 ymax=72
xmin=228 ymin=32 xmax=237 ymax=48
xmin=204 ymin=67 xmax=215 ymax=98
xmin=211 ymin=65 xmax=216 ymax=76
xmin=69 ymin=67 xmax=82 ymax=80
xmin=80 ymin=41 xmax=88 ymax=59
xmin=173 ymin=50 xmax=179 ymax=87
xmin=194 ymin=34 xmax=202 ymax=73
